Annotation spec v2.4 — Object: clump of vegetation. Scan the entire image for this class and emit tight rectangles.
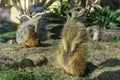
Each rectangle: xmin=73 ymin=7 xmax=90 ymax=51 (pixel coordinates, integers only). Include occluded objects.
xmin=87 ymin=6 xmax=120 ymax=29
xmin=0 ymin=31 xmax=16 ymax=36
xmin=0 ymin=68 xmax=33 ymax=80
xmin=0 ymin=38 xmax=4 ymax=42
xmin=0 ymin=31 xmax=16 ymax=42
xmin=108 ymin=40 xmax=120 ymax=44
xmin=53 ymin=1 xmax=71 ymax=16
xmin=53 ymin=2 xmax=120 ymax=29
xmin=33 ymin=66 xmax=52 ymax=80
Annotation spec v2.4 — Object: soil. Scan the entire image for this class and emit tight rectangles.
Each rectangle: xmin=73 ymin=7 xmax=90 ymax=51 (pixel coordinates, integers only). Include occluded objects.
xmin=0 ymin=39 xmax=120 ymax=80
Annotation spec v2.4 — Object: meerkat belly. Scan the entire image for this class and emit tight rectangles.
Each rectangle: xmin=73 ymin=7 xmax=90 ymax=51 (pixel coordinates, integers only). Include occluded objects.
xmin=65 ymin=28 xmax=79 ymax=44
xmin=64 ymin=43 xmax=87 ymax=75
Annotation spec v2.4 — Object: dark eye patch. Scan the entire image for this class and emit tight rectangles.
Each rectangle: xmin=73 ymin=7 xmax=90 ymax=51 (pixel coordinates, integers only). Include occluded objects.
xmin=68 ymin=12 xmax=72 ymax=17
xmin=75 ymin=8 xmax=81 ymax=12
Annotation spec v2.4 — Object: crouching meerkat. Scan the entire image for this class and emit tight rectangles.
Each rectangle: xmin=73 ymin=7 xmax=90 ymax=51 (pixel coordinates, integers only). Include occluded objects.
xmin=57 ymin=7 xmax=88 ymax=76
xmin=15 ymin=25 xmax=39 ymax=49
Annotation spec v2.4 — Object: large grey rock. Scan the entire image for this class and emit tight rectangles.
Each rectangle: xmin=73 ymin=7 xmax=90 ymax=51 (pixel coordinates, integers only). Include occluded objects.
xmin=0 ymin=8 xmax=16 ymax=33
xmin=0 ymin=20 xmax=13 ymax=33
xmin=0 ymin=8 xmax=13 ymax=33
xmin=99 ymin=29 xmax=120 ymax=41
xmin=88 ymin=26 xmax=120 ymax=41
xmin=0 ymin=8 xmax=10 ymax=21
xmin=16 ymin=13 xmax=66 ymax=44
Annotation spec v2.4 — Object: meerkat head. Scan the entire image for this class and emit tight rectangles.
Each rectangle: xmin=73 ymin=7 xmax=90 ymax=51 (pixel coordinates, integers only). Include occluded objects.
xmin=27 ymin=25 xmax=35 ymax=31
xmin=67 ymin=7 xmax=87 ymax=21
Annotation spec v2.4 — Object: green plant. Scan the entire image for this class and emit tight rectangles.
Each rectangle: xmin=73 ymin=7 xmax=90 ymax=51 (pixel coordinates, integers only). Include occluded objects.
xmin=109 ymin=40 xmax=120 ymax=44
xmin=87 ymin=6 xmax=120 ymax=29
xmin=0 ymin=31 xmax=16 ymax=36
xmin=53 ymin=1 xmax=71 ymax=16
xmin=0 ymin=68 xmax=33 ymax=80
xmin=0 ymin=38 xmax=4 ymax=42
xmin=3 ymin=31 xmax=16 ymax=35
xmin=0 ymin=31 xmax=16 ymax=42
xmin=33 ymin=66 xmax=52 ymax=80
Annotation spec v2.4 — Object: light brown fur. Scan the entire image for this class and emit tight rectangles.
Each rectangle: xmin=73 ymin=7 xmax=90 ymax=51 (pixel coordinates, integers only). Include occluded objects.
xmin=57 ymin=7 xmax=88 ymax=76
xmin=15 ymin=25 xmax=39 ymax=49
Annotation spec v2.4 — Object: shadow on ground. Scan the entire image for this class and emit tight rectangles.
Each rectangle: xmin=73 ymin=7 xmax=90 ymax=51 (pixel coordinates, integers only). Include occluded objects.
xmin=91 ymin=58 xmax=120 ymax=80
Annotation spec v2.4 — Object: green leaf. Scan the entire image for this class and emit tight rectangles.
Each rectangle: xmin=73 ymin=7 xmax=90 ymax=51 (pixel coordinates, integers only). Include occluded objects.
xmin=116 ymin=16 xmax=120 ymax=21
xmin=87 ymin=6 xmax=120 ymax=29
xmin=108 ymin=22 xmax=117 ymax=29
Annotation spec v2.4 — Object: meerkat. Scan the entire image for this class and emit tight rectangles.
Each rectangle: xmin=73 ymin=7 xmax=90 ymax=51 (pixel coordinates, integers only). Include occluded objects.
xmin=15 ymin=25 xmax=39 ymax=49
xmin=57 ymin=7 xmax=88 ymax=76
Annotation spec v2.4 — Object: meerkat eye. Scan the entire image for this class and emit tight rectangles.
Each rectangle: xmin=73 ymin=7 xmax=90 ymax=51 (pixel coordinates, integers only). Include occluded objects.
xmin=25 ymin=40 xmax=28 ymax=42
xmin=68 ymin=12 xmax=72 ymax=17
xmin=75 ymin=8 xmax=81 ymax=12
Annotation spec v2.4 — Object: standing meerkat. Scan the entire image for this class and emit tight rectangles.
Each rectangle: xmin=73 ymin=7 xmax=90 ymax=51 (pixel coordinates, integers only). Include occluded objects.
xmin=15 ymin=25 xmax=39 ymax=48
xmin=57 ymin=7 xmax=88 ymax=76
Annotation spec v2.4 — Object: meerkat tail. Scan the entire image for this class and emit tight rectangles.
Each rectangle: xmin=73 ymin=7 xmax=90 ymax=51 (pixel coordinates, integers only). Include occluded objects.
xmin=15 ymin=44 xmax=27 ymax=49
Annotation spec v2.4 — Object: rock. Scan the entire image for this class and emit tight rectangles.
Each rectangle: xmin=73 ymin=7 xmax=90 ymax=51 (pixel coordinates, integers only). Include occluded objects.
xmin=18 ymin=58 xmax=35 ymax=68
xmin=87 ymin=26 xmax=120 ymax=41
xmin=26 ymin=54 xmax=48 ymax=66
xmin=17 ymin=56 xmax=48 ymax=68
xmin=0 ymin=8 xmax=10 ymax=21
xmin=0 ymin=8 xmax=18 ymax=32
xmin=90 ymin=66 xmax=120 ymax=80
xmin=7 ymin=39 xmax=16 ymax=44
xmin=0 ymin=20 xmax=13 ymax=33
xmin=99 ymin=29 xmax=120 ymax=41
xmin=87 ymin=42 xmax=120 ymax=80
xmin=16 ymin=13 xmax=66 ymax=44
